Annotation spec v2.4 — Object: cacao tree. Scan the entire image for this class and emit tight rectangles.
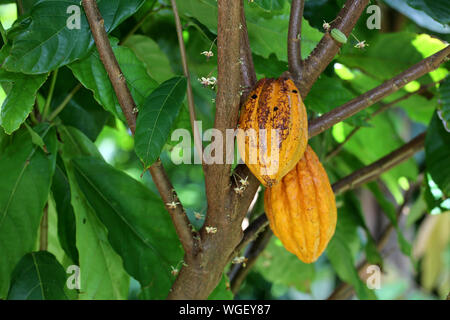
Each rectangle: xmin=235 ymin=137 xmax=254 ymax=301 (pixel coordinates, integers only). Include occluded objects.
xmin=0 ymin=0 xmax=449 ymax=300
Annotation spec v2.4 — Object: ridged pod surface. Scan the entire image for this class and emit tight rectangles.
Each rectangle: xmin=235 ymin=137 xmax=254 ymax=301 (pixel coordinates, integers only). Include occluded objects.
xmin=237 ymin=77 xmax=308 ymax=187
xmin=264 ymin=145 xmax=337 ymax=263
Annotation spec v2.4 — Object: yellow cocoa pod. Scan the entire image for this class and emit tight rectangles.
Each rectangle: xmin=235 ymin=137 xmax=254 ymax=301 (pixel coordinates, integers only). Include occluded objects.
xmin=237 ymin=77 xmax=308 ymax=187
xmin=264 ymin=145 xmax=337 ymax=263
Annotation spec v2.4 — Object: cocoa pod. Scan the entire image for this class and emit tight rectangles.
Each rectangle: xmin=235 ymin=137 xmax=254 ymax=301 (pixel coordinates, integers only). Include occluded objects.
xmin=264 ymin=145 xmax=337 ymax=263
xmin=237 ymin=77 xmax=308 ymax=187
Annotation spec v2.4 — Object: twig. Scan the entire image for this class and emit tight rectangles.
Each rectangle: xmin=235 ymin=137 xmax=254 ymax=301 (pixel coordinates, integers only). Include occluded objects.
xmin=42 ymin=70 xmax=59 ymax=120
xmin=325 ymin=82 xmax=438 ymax=160
xmin=170 ymin=0 xmax=204 ymax=165
xmin=39 ymin=204 xmax=49 ymax=251
xmin=298 ymin=0 xmax=369 ymax=96
xmin=308 ymin=46 xmax=450 ymax=138
xmin=81 ymin=0 xmax=195 ymax=256
xmin=240 ymin=133 xmax=426 ymax=248
xmin=16 ymin=0 xmax=24 ymax=15
xmin=229 ymin=227 xmax=273 ymax=294
xmin=288 ymin=0 xmax=305 ymax=81
xmin=331 ymin=133 xmax=425 ymax=194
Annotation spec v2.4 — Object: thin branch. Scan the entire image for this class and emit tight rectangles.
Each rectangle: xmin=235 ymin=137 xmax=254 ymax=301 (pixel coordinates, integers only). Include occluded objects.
xmin=239 ymin=133 xmax=426 ymax=248
xmin=16 ymin=0 xmax=24 ymax=15
xmin=170 ymin=0 xmax=204 ymax=165
xmin=81 ymin=0 xmax=195 ymax=256
xmin=298 ymin=0 xmax=369 ymax=96
xmin=229 ymin=227 xmax=273 ymax=294
xmin=42 ymin=69 xmax=58 ymax=120
xmin=288 ymin=0 xmax=305 ymax=81
xmin=332 ymin=133 xmax=425 ymax=194
xmin=325 ymin=82 xmax=438 ymax=160
xmin=308 ymin=46 xmax=450 ymax=138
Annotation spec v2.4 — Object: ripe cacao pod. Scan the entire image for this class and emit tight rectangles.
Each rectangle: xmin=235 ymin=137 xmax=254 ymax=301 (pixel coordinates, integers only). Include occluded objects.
xmin=237 ymin=77 xmax=308 ymax=187
xmin=264 ymin=145 xmax=337 ymax=263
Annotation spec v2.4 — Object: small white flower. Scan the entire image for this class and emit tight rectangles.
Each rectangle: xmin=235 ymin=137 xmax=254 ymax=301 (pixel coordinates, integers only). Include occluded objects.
xmin=201 ymin=50 xmax=214 ymax=58
xmin=354 ymin=40 xmax=369 ymax=49
xmin=323 ymin=20 xmax=331 ymax=31
xmin=198 ymin=76 xmax=217 ymax=88
xmin=166 ymin=201 xmax=180 ymax=209
xmin=205 ymin=226 xmax=218 ymax=234
xmin=232 ymin=256 xmax=248 ymax=265
xmin=194 ymin=212 xmax=204 ymax=220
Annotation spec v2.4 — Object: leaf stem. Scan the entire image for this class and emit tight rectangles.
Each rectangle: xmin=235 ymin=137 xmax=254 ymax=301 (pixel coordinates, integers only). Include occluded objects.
xmin=42 ymin=69 xmax=59 ymax=120
xmin=39 ymin=204 xmax=49 ymax=251
xmin=47 ymin=83 xmax=82 ymax=122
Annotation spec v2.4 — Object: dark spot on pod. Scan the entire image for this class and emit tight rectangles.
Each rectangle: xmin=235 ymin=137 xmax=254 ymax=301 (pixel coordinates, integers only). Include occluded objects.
xmin=274 ymin=107 xmax=279 ymax=111
xmin=83 ymin=218 xmax=86 ymax=224
xmin=252 ymin=94 xmax=258 ymax=99
xmin=292 ymin=90 xmax=298 ymax=93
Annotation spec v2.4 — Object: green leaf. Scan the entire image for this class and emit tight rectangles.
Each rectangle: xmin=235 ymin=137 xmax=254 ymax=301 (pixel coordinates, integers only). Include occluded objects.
xmin=51 ymin=156 xmax=79 ymax=264
xmin=407 ymin=0 xmax=450 ymax=24
xmin=176 ymin=0 xmax=323 ymax=61
xmin=251 ymin=0 xmax=285 ymax=12
xmin=71 ymin=156 xmax=183 ymax=299
xmin=7 ymin=251 xmax=69 ymax=300
xmin=208 ymin=274 xmax=233 ymax=300
xmin=3 ymin=0 xmax=145 ymax=74
xmin=0 ymin=124 xmax=56 ymax=298
xmin=425 ymin=112 xmax=450 ymax=196
xmin=24 ymin=122 xmax=46 ymax=152
xmin=122 ymin=35 xmax=174 ymax=83
xmin=69 ymin=39 xmax=158 ymax=121
xmin=0 ymin=44 xmax=48 ymax=134
xmin=367 ymin=182 xmax=412 ymax=258
xmin=255 ymin=237 xmax=315 ymax=292
xmin=326 ymin=206 xmax=377 ymax=300
xmin=438 ymin=76 xmax=450 ymax=126
xmin=135 ymin=76 xmax=187 ymax=169
xmin=58 ymin=125 xmax=130 ymax=299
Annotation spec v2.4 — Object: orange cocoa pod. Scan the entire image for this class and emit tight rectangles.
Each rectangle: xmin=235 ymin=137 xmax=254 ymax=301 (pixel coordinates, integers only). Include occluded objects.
xmin=264 ymin=145 xmax=337 ymax=263
xmin=237 ymin=77 xmax=308 ymax=187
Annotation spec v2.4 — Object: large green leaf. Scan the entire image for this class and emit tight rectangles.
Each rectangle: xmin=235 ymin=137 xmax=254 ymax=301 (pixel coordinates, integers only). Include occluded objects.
xmin=123 ymin=35 xmax=174 ymax=83
xmin=51 ymin=156 xmax=79 ymax=264
xmin=7 ymin=251 xmax=69 ymax=300
xmin=425 ymin=112 xmax=450 ymax=196
xmin=0 ymin=124 xmax=56 ymax=298
xmin=408 ymin=0 xmax=450 ymax=24
xmin=326 ymin=206 xmax=377 ymax=300
xmin=208 ymin=274 xmax=233 ymax=300
xmin=3 ymin=0 xmax=145 ymax=74
xmin=69 ymin=39 xmax=158 ymax=121
xmin=71 ymin=156 xmax=183 ymax=299
xmin=58 ymin=125 xmax=130 ymax=299
xmin=176 ymin=0 xmax=323 ymax=61
xmin=438 ymin=76 xmax=450 ymax=125
xmin=135 ymin=76 xmax=186 ymax=169
xmin=255 ymin=237 xmax=315 ymax=292
xmin=0 ymin=45 xmax=48 ymax=134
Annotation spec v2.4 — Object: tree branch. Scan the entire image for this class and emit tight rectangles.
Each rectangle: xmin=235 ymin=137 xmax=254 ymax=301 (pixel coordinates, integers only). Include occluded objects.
xmin=288 ymin=0 xmax=305 ymax=81
xmin=81 ymin=0 xmax=195 ymax=256
xmin=298 ymin=0 xmax=369 ymax=96
xmin=229 ymin=227 xmax=273 ymax=294
xmin=238 ymin=133 xmax=426 ymax=252
xmin=309 ymin=46 xmax=450 ymax=138
xmin=325 ymin=82 xmax=438 ymax=160
xmin=170 ymin=0 xmax=204 ymax=165
xmin=332 ymin=132 xmax=425 ymax=194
